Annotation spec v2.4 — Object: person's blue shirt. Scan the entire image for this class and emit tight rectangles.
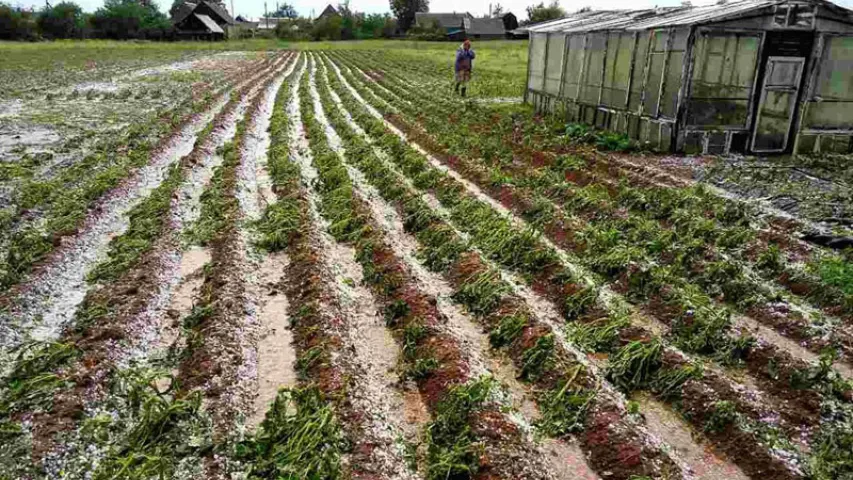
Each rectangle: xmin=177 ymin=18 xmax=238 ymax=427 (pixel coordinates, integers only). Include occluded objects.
xmin=455 ymin=46 xmax=475 ymax=72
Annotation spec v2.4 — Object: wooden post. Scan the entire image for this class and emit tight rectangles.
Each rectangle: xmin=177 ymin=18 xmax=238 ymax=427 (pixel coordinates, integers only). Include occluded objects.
xmin=674 ymin=26 xmax=697 ymax=152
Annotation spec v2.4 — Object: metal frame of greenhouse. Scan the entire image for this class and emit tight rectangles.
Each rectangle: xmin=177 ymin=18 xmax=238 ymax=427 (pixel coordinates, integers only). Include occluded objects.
xmin=523 ymin=0 xmax=853 ymax=155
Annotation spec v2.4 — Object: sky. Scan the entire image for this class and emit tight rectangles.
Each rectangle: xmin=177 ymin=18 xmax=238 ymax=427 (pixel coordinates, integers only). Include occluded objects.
xmin=11 ymin=0 xmax=853 ymax=22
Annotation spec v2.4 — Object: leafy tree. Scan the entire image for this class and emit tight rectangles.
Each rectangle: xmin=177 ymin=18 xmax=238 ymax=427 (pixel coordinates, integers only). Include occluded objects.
xmin=524 ymin=0 xmax=565 ymax=25
xmin=311 ymin=14 xmax=342 ymax=40
xmin=0 ymin=3 xmax=38 ymax=40
xmin=38 ymin=1 xmax=85 ymax=39
xmin=90 ymin=0 xmax=171 ymax=39
xmin=270 ymin=3 xmax=298 ymax=18
xmin=389 ymin=0 xmax=427 ymax=32
xmin=491 ymin=2 xmax=504 ymax=17
xmin=407 ymin=17 xmax=442 ymax=40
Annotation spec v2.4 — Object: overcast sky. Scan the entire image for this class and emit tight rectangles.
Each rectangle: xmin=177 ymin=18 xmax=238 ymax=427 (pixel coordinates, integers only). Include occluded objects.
xmin=11 ymin=0 xmax=853 ymax=22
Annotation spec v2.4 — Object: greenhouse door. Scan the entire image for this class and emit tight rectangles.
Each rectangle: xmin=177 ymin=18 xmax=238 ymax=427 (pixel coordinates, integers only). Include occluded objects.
xmin=751 ymin=56 xmax=805 ymax=153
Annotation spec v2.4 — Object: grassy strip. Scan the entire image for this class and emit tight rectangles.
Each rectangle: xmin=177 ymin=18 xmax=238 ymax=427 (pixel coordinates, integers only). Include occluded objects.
xmin=328 ymin=55 xmax=825 ymax=479
xmin=318 ymin=56 xmax=686 ymax=479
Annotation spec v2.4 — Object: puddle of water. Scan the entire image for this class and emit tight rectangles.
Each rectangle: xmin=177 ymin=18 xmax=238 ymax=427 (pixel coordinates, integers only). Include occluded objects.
xmin=634 ymin=393 xmax=750 ymax=480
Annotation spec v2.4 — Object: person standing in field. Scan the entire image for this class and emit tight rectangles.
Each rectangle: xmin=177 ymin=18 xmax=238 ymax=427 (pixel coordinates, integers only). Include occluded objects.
xmin=454 ymin=39 xmax=475 ymax=97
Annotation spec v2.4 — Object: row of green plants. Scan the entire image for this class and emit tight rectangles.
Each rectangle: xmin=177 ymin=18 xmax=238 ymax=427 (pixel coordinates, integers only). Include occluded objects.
xmin=316 ymin=55 xmax=695 ymax=479
xmin=335 ymin=52 xmax=853 ymax=362
xmin=301 ymin=60 xmax=519 ymax=480
xmin=347 ymin=50 xmax=853 ymax=319
xmin=0 ymin=54 xmax=295 ymax=479
xmin=326 ymin=53 xmax=853 ymax=478
xmin=237 ymin=55 xmax=349 ymax=480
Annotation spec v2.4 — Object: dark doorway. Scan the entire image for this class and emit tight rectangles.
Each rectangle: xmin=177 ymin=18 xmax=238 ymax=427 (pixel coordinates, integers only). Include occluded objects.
xmin=749 ymin=31 xmax=815 ymax=154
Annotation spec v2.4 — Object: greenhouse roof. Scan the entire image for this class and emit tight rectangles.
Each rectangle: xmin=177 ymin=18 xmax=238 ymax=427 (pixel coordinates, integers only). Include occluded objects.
xmin=523 ymin=0 xmax=852 ymax=33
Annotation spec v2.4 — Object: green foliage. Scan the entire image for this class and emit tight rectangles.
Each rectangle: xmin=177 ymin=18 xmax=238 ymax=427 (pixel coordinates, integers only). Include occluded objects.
xmin=92 ymin=368 xmax=212 ymax=480
xmin=807 ymin=399 xmax=853 ymax=480
xmin=426 ymin=377 xmax=494 ymax=480
xmin=90 ymin=0 xmax=171 ymax=40
xmin=703 ymin=400 xmax=738 ymax=433
xmin=390 ymin=0 xmax=428 ymax=32
xmin=37 ymin=1 xmax=86 ymax=39
xmin=254 ymin=200 xmax=301 ymax=252
xmin=0 ymin=3 xmax=38 ymax=40
xmin=237 ymin=387 xmax=346 ymax=480
xmin=606 ymin=340 xmax=663 ymax=391
xmin=568 ymin=315 xmax=629 ymax=353
xmin=451 ymin=269 xmax=510 ymax=317
xmin=520 ymin=334 xmax=555 ymax=381
xmin=0 ymin=342 xmax=79 ymax=416
xmin=811 ymin=253 xmax=853 ymax=296
xmin=536 ymin=367 xmax=594 ymax=437
xmin=650 ymin=364 xmax=702 ymax=399
xmin=489 ymin=312 xmax=528 ymax=348
xmin=524 ymin=0 xmax=566 ymax=25
xmin=89 ymin=163 xmax=183 ymax=283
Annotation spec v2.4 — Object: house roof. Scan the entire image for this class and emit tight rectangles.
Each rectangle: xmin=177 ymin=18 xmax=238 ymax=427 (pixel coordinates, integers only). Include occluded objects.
xmin=172 ymin=1 xmax=234 ymax=26
xmin=172 ymin=2 xmax=198 ymax=24
xmin=194 ymin=13 xmax=225 ymax=33
xmin=468 ymin=17 xmax=506 ymax=35
xmin=205 ymin=1 xmax=235 ymax=24
xmin=523 ymin=0 xmax=853 ymax=33
xmin=318 ymin=4 xmax=338 ymax=18
xmin=415 ymin=12 xmax=473 ymax=29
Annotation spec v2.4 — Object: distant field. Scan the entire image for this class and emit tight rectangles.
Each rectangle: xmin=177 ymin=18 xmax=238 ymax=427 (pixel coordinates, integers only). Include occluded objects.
xmin=1 ymin=42 xmax=851 ymax=480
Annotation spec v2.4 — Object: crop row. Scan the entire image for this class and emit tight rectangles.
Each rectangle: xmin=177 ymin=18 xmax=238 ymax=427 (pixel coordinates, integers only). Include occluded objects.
xmin=0 ymin=53 xmax=295 ymax=479
xmin=341 ymin=50 xmax=852 ymax=322
xmin=0 ymin=54 xmax=280 ymax=293
xmin=323 ymin=52 xmax=853 ymax=479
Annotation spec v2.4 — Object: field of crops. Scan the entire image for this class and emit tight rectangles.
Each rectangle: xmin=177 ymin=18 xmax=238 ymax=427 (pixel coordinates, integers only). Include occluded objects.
xmin=1 ymin=41 xmax=852 ymax=480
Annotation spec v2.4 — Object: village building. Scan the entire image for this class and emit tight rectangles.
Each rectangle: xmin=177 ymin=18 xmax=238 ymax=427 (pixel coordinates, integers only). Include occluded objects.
xmin=416 ymin=11 xmax=515 ymax=39
xmin=172 ymin=0 xmax=235 ymax=40
xmin=523 ymin=0 xmax=853 ymax=155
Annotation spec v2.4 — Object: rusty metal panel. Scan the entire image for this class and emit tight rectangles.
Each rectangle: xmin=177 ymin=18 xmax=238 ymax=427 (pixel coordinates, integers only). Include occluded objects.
xmin=545 ymin=33 xmax=566 ymax=95
xmin=529 ymin=33 xmax=547 ymax=92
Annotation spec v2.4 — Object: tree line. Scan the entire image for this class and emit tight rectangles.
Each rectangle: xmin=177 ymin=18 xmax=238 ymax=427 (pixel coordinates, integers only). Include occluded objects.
xmin=1 ymin=0 xmax=171 ymax=40
xmin=0 ymin=0 xmax=569 ymax=41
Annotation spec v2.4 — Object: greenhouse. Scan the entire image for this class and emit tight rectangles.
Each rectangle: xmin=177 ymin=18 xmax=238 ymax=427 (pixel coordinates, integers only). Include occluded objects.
xmin=524 ymin=0 xmax=853 ymax=155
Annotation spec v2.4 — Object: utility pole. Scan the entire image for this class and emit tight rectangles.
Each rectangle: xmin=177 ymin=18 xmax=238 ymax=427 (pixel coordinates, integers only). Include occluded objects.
xmin=265 ymin=2 xmax=268 ymax=29
xmin=231 ymin=0 xmax=235 ymax=18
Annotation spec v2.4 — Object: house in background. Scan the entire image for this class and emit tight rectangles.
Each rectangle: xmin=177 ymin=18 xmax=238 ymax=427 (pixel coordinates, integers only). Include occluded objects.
xmin=172 ymin=0 xmax=235 ymax=40
xmin=317 ymin=4 xmax=340 ymax=20
xmin=524 ymin=0 xmax=853 ymax=155
xmin=502 ymin=12 xmax=519 ymax=31
xmin=415 ymin=12 xmax=474 ymax=36
xmin=417 ymin=11 xmax=515 ymax=39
